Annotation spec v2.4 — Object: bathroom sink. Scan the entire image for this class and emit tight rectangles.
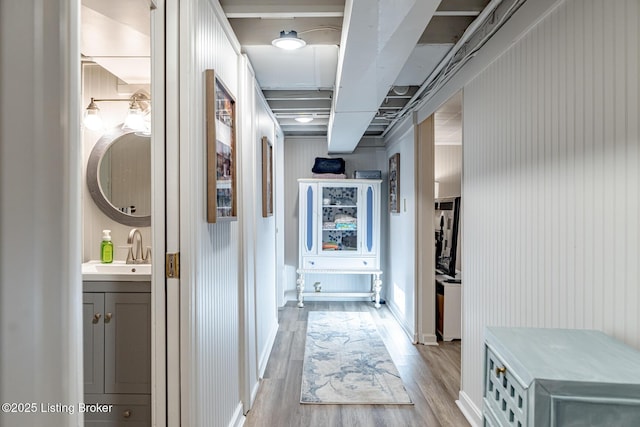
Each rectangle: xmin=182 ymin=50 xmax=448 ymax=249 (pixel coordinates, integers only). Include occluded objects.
xmin=93 ymin=263 xmax=151 ymax=274
xmin=82 ymin=260 xmax=151 ymax=281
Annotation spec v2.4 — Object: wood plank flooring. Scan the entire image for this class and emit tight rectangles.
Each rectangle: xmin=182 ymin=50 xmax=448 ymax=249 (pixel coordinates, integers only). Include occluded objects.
xmin=244 ymin=301 xmax=469 ymax=427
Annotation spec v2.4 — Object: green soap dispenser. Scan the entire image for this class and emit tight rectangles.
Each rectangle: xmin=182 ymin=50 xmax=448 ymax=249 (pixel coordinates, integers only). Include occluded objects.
xmin=101 ymin=229 xmax=114 ymax=263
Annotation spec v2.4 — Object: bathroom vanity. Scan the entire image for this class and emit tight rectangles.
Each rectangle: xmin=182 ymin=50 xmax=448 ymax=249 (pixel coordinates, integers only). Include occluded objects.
xmin=82 ymin=263 xmax=151 ymax=426
xmin=82 ymin=93 xmax=154 ymax=425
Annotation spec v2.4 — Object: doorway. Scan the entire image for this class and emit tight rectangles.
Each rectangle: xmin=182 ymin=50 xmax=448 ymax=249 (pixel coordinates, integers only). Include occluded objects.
xmin=414 ymin=91 xmax=463 ymax=344
xmin=80 ymin=1 xmax=167 ymax=425
xmin=433 ymin=91 xmax=463 ymax=343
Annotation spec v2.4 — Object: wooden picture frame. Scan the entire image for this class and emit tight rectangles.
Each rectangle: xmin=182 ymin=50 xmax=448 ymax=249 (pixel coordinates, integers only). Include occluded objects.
xmin=205 ymin=69 xmax=237 ymax=223
xmin=261 ymin=136 xmax=274 ymax=217
xmin=388 ymin=153 xmax=400 ymax=213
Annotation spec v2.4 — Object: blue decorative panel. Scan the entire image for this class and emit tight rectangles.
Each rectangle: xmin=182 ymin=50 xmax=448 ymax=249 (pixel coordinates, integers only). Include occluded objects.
xmin=366 ymin=187 xmax=373 ymax=252
xmin=306 ymin=186 xmax=314 ymax=251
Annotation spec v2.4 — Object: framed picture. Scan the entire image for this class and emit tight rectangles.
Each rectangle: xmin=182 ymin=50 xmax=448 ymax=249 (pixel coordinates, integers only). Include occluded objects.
xmin=205 ymin=69 xmax=237 ymax=223
xmin=388 ymin=153 xmax=400 ymax=213
xmin=261 ymin=136 xmax=273 ymax=217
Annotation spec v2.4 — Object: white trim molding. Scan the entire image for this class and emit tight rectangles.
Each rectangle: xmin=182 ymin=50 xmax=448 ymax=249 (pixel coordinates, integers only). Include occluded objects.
xmin=457 ymin=390 xmax=482 ymax=427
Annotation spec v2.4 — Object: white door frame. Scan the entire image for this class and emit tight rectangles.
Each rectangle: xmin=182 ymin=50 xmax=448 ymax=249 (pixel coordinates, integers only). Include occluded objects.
xmin=414 ymin=114 xmax=438 ymax=345
xmin=158 ymin=0 xmax=183 ymax=425
xmin=150 ymin=0 xmax=172 ymax=426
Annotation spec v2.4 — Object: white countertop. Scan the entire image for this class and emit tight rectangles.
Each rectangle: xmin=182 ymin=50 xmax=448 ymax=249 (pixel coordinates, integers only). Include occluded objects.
xmin=82 ymin=260 xmax=151 ymax=281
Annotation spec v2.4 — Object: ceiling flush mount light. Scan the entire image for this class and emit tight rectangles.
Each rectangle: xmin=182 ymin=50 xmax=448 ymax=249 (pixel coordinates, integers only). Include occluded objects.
xmin=272 ymin=30 xmax=306 ymax=50
xmin=83 ymin=92 xmax=151 ymax=133
xmin=295 ymin=116 xmax=314 ymax=123
xmin=391 ymin=85 xmax=409 ymax=96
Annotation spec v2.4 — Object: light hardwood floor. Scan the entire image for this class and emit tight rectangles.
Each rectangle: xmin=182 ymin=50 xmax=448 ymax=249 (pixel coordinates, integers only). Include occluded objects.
xmin=244 ymin=301 xmax=469 ymax=427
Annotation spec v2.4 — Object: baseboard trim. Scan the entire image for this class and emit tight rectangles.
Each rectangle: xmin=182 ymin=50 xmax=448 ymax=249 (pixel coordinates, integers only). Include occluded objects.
xmin=457 ymin=390 xmax=482 ymax=427
xmin=420 ymin=333 xmax=438 ymax=346
xmin=258 ymin=321 xmax=279 ymax=378
xmin=385 ymin=300 xmax=416 ymax=342
xmin=228 ymin=402 xmax=245 ymax=427
xmin=250 ymin=380 xmax=260 ymax=410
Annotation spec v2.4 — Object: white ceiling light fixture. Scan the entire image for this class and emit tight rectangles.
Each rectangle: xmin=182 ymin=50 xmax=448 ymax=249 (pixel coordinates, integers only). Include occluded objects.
xmin=392 ymin=85 xmax=409 ymax=96
xmin=272 ymin=30 xmax=306 ymax=50
xmin=295 ymin=116 xmax=314 ymax=123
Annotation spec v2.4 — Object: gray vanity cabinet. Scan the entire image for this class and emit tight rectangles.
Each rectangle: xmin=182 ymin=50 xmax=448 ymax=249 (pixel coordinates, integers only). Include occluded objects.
xmin=83 ymin=293 xmax=106 ymax=394
xmin=83 ymin=282 xmax=151 ymax=426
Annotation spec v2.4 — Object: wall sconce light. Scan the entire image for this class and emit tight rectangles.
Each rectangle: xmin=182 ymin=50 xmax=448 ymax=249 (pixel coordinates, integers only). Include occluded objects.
xmin=83 ymin=98 xmax=102 ymax=131
xmin=122 ymin=99 xmax=145 ymax=132
xmin=272 ymin=30 xmax=306 ymax=50
xmin=83 ymin=92 xmax=151 ymax=132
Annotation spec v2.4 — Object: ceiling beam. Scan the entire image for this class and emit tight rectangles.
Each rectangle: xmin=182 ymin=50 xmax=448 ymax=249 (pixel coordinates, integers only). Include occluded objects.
xmin=226 ymin=12 xmax=344 ymax=19
xmin=267 ymin=99 xmax=331 ymax=111
xmin=437 ymin=0 xmax=488 ymax=12
xmin=327 ymin=0 xmax=441 ymax=152
xmin=262 ymin=90 xmax=333 ymax=100
xmin=223 ymin=5 xmax=344 ymax=19
xmin=433 ymin=11 xmax=481 ymax=16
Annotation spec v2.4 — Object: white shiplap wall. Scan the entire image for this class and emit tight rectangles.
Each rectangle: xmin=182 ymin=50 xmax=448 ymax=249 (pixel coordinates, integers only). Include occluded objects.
xmin=462 ymin=0 xmax=639 ymax=417
xmin=385 ymin=126 xmax=417 ymax=338
xmin=253 ymin=85 xmax=279 ymax=376
xmin=181 ymin=0 xmax=242 ymax=425
xmin=434 ymin=145 xmax=462 ymax=199
xmin=238 ymin=55 xmax=259 ymax=410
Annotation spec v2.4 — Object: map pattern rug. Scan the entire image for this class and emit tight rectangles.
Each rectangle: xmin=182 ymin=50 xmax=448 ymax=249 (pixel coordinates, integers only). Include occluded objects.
xmin=301 ymin=311 xmax=413 ymax=405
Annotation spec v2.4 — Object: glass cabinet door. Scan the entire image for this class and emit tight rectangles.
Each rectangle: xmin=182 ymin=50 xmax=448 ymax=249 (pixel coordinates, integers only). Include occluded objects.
xmin=320 ymin=185 xmax=359 ymax=253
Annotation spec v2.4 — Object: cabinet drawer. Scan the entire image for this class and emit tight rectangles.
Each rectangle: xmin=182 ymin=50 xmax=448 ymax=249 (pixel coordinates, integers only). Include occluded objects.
xmin=484 ymin=347 xmax=528 ymax=427
xmin=302 ymin=256 xmax=377 ymax=270
xmin=84 ymin=403 xmax=150 ymax=426
xmin=84 ymin=395 xmax=150 ymax=426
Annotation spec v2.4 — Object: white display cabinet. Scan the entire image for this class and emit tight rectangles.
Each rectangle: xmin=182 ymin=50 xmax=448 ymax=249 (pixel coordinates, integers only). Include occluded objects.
xmin=297 ymin=179 xmax=382 ymax=307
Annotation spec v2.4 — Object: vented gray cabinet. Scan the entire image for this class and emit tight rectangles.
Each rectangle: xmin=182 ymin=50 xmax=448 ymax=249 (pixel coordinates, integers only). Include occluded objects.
xmin=483 ymin=327 xmax=640 ymax=427
xmin=83 ymin=282 xmax=151 ymax=426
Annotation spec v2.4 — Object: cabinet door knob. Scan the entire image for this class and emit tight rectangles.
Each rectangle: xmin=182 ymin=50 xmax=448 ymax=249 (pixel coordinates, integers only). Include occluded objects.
xmin=495 ymin=366 xmax=507 ymax=376
xmin=104 ymin=312 xmax=113 ymax=323
xmin=123 ymin=410 xmax=132 ymax=418
xmin=92 ymin=313 xmax=101 ymax=324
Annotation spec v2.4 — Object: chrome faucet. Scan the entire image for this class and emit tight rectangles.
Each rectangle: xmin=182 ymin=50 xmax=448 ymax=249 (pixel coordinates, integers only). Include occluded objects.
xmin=126 ymin=228 xmax=151 ymax=264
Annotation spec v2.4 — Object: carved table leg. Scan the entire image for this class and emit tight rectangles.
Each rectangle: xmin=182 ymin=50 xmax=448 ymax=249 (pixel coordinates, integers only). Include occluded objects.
xmin=373 ymin=273 xmax=382 ymax=309
xmin=296 ymin=272 xmax=305 ymax=308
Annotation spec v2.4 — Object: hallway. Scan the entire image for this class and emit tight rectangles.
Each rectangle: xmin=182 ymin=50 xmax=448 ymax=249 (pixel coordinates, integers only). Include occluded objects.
xmin=244 ymin=302 xmax=468 ymax=427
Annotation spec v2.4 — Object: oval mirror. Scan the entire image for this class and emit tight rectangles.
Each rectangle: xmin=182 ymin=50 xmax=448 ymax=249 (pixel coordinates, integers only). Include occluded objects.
xmin=87 ymin=126 xmax=151 ymax=227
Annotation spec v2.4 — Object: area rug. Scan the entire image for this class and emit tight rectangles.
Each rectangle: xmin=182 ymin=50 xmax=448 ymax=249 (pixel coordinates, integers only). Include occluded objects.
xmin=300 ymin=311 xmax=412 ymax=404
